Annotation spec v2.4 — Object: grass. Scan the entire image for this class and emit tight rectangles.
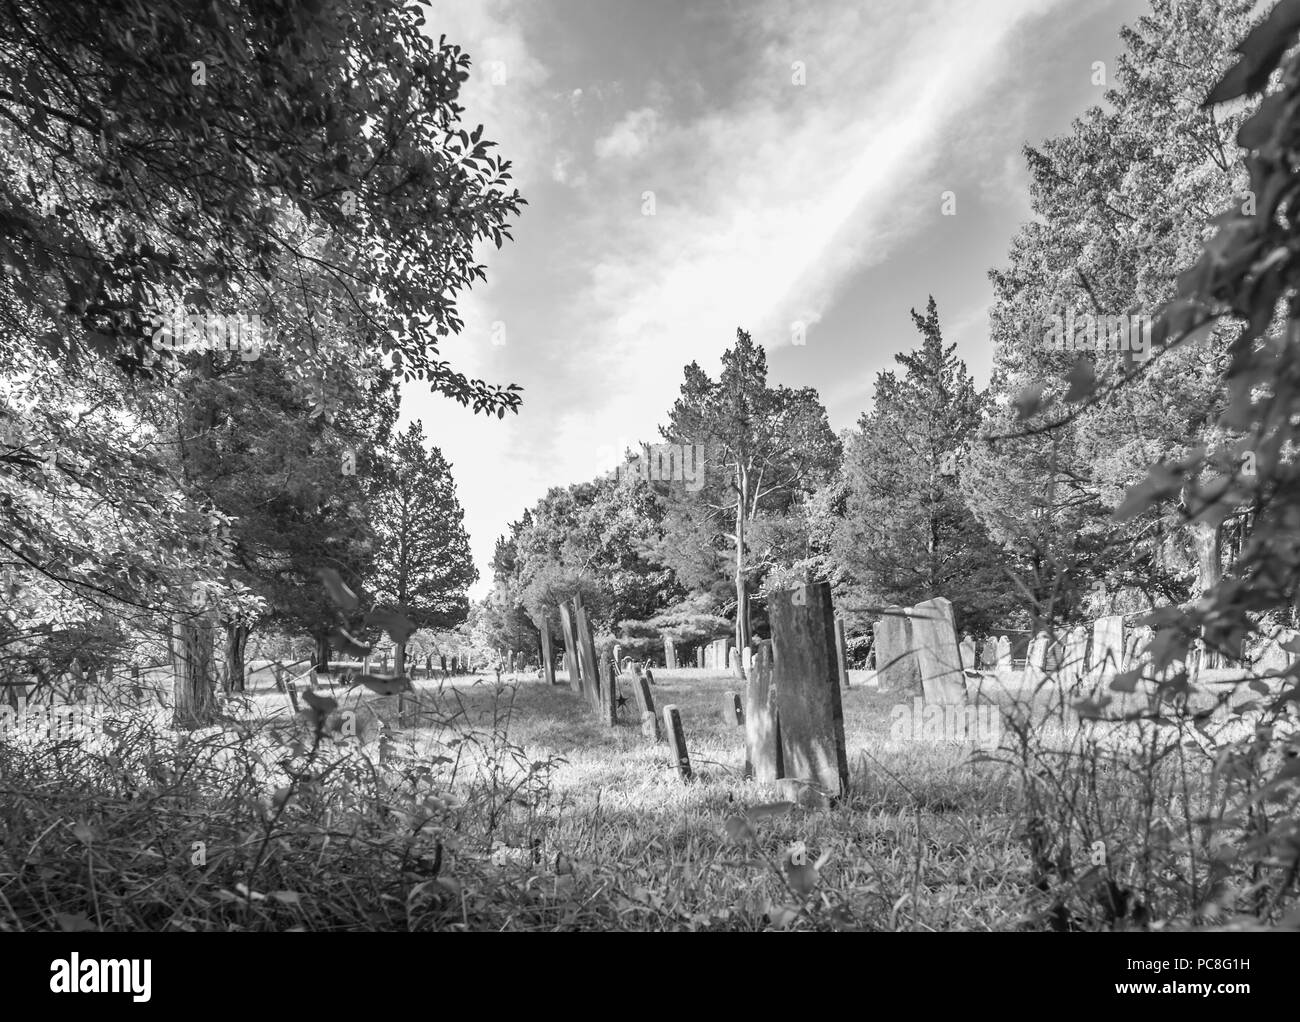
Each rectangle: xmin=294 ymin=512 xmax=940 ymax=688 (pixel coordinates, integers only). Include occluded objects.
xmin=0 ymin=662 xmax=1295 ymax=931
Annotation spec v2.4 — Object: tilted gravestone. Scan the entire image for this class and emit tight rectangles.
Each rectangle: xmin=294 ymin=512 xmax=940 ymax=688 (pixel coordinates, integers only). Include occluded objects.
xmin=537 ymin=616 xmax=557 ymax=685
xmin=766 ymin=582 xmax=850 ymax=797
xmin=910 ymin=598 xmax=967 ymax=706
xmin=873 ymin=607 xmax=921 ymax=694
xmin=627 ymin=659 xmax=655 ymax=719
xmin=958 ymin=633 xmax=976 ymax=671
xmin=744 ymin=640 xmax=782 ymax=782
xmin=663 ymin=705 xmax=692 ymax=781
xmin=834 ymin=616 xmax=850 ymax=688
xmin=996 ymin=635 xmax=1012 ymax=670
xmin=574 ymin=595 xmax=602 ymax=713
xmin=558 ymin=602 xmax=582 ymax=694
xmin=722 ymin=690 xmax=743 ymax=725
xmin=1091 ymin=615 xmax=1125 ymax=675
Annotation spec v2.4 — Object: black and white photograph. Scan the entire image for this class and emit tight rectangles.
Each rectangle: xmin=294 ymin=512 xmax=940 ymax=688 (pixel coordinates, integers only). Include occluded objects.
xmin=0 ymin=0 xmax=1294 ymax=987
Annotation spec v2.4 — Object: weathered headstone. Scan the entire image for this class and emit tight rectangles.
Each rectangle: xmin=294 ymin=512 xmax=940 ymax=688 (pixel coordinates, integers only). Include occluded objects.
xmin=558 ymin=602 xmax=582 ymax=694
xmin=537 ymin=617 xmax=557 ymax=685
xmin=873 ymin=608 xmax=921 ymax=694
xmin=722 ymin=690 xmax=744 ymax=725
xmin=981 ymin=637 xmax=997 ymax=671
xmin=745 ymin=640 xmax=782 ymax=781
xmin=641 ymin=711 xmax=660 ymax=740
xmin=597 ymin=655 xmax=617 ymax=726
xmin=663 ymin=635 xmax=677 ymax=670
xmin=1061 ymin=625 xmax=1089 ymax=689
xmin=910 ymin=598 xmax=966 ymax=706
xmin=574 ymin=596 xmax=601 ymax=712
xmin=627 ymin=660 xmax=655 ymax=718
xmin=996 ymin=635 xmax=1012 ymax=670
xmin=958 ymin=633 xmax=976 ymax=671
xmin=696 ymin=646 xmax=704 ymax=669
xmin=1091 ymin=615 xmax=1125 ymax=675
xmin=663 ymin=705 xmax=692 ymax=781
xmin=1025 ymin=632 xmax=1049 ymax=685
xmin=834 ymin=616 xmax=850 ymax=688
xmin=768 ymin=582 xmax=850 ymax=797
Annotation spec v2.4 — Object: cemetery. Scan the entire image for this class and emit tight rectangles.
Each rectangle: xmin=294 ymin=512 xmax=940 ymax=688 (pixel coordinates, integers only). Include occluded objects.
xmin=0 ymin=0 xmax=1298 ymax=949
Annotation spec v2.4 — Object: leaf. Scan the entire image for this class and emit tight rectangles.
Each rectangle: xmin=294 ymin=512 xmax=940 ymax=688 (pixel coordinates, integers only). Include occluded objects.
xmin=356 ymin=673 xmax=410 ymax=695
xmin=1013 ymin=381 xmax=1048 ymax=421
xmin=316 ymin=567 xmax=359 ymax=611
xmin=302 ymin=691 xmax=338 ymax=716
xmin=365 ymin=608 xmax=416 ymax=644
xmin=745 ymin=801 xmax=795 ymax=820
xmin=330 ymin=627 xmax=371 ymax=658
xmin=1063 ymin=357 xmax=1095 ymax=403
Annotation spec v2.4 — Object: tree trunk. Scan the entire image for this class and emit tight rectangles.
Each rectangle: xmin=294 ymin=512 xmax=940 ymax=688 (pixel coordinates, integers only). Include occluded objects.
xmin=173 ymin=616 xmax=216 ymax=729
xmin=312 ymin=630 xmax=330 ymax=674
xmin=223 ymin=621 xmax=248 ymax=693
xmin=394 ymin=641 xmax=407 ymax=676
xmin=734 ymin=484 xmax=749 ymax=674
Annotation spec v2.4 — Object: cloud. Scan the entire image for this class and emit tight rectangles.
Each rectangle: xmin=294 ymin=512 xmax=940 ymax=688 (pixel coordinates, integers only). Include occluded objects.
xmin=593 ymin=106 xmax=660 ymax=161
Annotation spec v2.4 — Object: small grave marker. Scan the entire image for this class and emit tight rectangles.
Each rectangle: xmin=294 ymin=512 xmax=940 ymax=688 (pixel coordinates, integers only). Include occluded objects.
xmin=663 ymin=704 xmax=692 ymax=781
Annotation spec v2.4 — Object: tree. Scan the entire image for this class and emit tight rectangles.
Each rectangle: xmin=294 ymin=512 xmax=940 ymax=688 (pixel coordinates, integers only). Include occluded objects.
xmin=660 ymin=329 xmax=840 ymax=657
xmin=834 ymin=298 xmax=1008 ymax=633
xmin=369 ymin=421 xmax=476 ymax=675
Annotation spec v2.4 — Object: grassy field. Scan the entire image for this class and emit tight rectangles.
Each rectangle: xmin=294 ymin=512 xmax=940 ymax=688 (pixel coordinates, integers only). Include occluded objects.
xmin=2 ymin=661 xmax=1290 ymax=931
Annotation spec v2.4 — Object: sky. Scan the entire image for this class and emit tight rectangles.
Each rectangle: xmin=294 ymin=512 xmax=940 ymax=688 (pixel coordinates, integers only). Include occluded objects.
xmin=405 ymin=0 xmax=1150 ymax=597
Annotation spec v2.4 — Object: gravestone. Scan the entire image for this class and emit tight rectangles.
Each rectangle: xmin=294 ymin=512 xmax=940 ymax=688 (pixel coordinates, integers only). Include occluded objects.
xmin=981 ymin=637 xmax=997 ymax=671
xmin=613 ymin=644 xmax=622 ymax=670
xmin=1025 ymin=632 xmax=1049 ymax=685
xmin=996 ymin=635 xmax=1011 ymax=670
xmin=627 ymin=660 xmax=655 ymax=719
xmin=729 ymin=647 xmax=740 ymax=675
xmin=697 ymin=646 xmax=705 ymax=669
xmin=959 ymin=633 xmax=976 ymax=671
xmin=641 ymin=711 xmax=660 ymax=740
xmin=1060 ymin=625 xmax=1090 ymax=688
xmin=744 ymin=640 xmax=782 ymax=782
xmin=910 ymin=598 xmax=966 ymax=706
xmin=767 ymin=582 xmax=850 ymax=797
xmin=722 ymin=690 xmax=743 ymax=725
xmin=663 ymin=705 xmax=692 ymax=781
xmin=597 ymin=656 xmax=617 ymax=726
xmin=558 ymin=602 xmax=582 ymax=694
xmin=834 ymin=617 xmax=850 ymax=688
xmin=873 ymin=607 xmax=921 ymax=694
xmin=742 ymin=646 xmax=753 ymax=676
xmin=1092 ymin=615 xmax=1125 ymax=675
xmin=574 ymin=596 xmax=601 ymax=712
xmin=663 ymin=635 xmax=677 ymax=670
xmin=537 ymin=617 xmax=557 ymax=685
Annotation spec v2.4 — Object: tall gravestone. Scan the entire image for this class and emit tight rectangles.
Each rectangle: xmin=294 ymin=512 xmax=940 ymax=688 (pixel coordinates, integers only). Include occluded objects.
xmin=745 ymin=640 xmax=782 ymax=782
xmin=598 ymin=656 xmax=617 ymax=726
xmin=910 ymin=598 xmax=966 ymax=706
xmin=959 ymin=633 xmax=976 ymax=671
xmin=873 ymin=607 xmax=921 ymax=694
xmin=767 ymin=582 xmax=850 ymax=797
xmin=1025 ymin=632 xmax=1048 ymax=685
xmin=574 ymin=595 xmax=601 ymax=712
xmin=696 ymin=646 xmax=704 ymax=669
xmin=742 ymin=645 xmax=753 ymax=677
xmin=559 ymin=602 xmax=582 ymax=694
xmin=1092 ymin=615 xmax=1125 ymax=675
xmin=663 ymin=635 xmax=677 ymax=670
xmin=996 ymin=635 xmax=1012 ymax=670
xmin=834 ymin=617 xmax=850 ymax=688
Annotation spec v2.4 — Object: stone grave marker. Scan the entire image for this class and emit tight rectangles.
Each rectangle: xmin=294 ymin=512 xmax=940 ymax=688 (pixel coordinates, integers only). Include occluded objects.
xmin=981 ymin=637 xmax=997 ymax=671
xmin=722 ymin=690 xmax=743 ymax=725
xmin=558 ymin=602 xmax=582 ymax=694
xmin=663 ymin=705 xmax=692 ymax=781
xmin=834 ymin=616 xmax=850 ymax=688
xmin=910 ymin=597 xmax=967 ymax=706
xmin=597 ymin=655 xmax=617 ymax=726
xmin=873 ymin=607 xmax=921 ymax=694
xmin=959 ymin=633 xmax=976 ymax=671
xmin=767 ymin=581 xmax=850 ymax=797
xmin=996 ymin=635 xmax=1011 ymax=670
xmin=663 ymin=635 xmax=677 ymax=670
xmin=1091 ymin=615 xmax=1125 ymax=676
xmin=745 ymin=639 xmax=782 ymax=782
xmin=574 ymin=595 xmax=602 ymax=712
xmin=627 ymin=659 xmax=655 ymax=719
